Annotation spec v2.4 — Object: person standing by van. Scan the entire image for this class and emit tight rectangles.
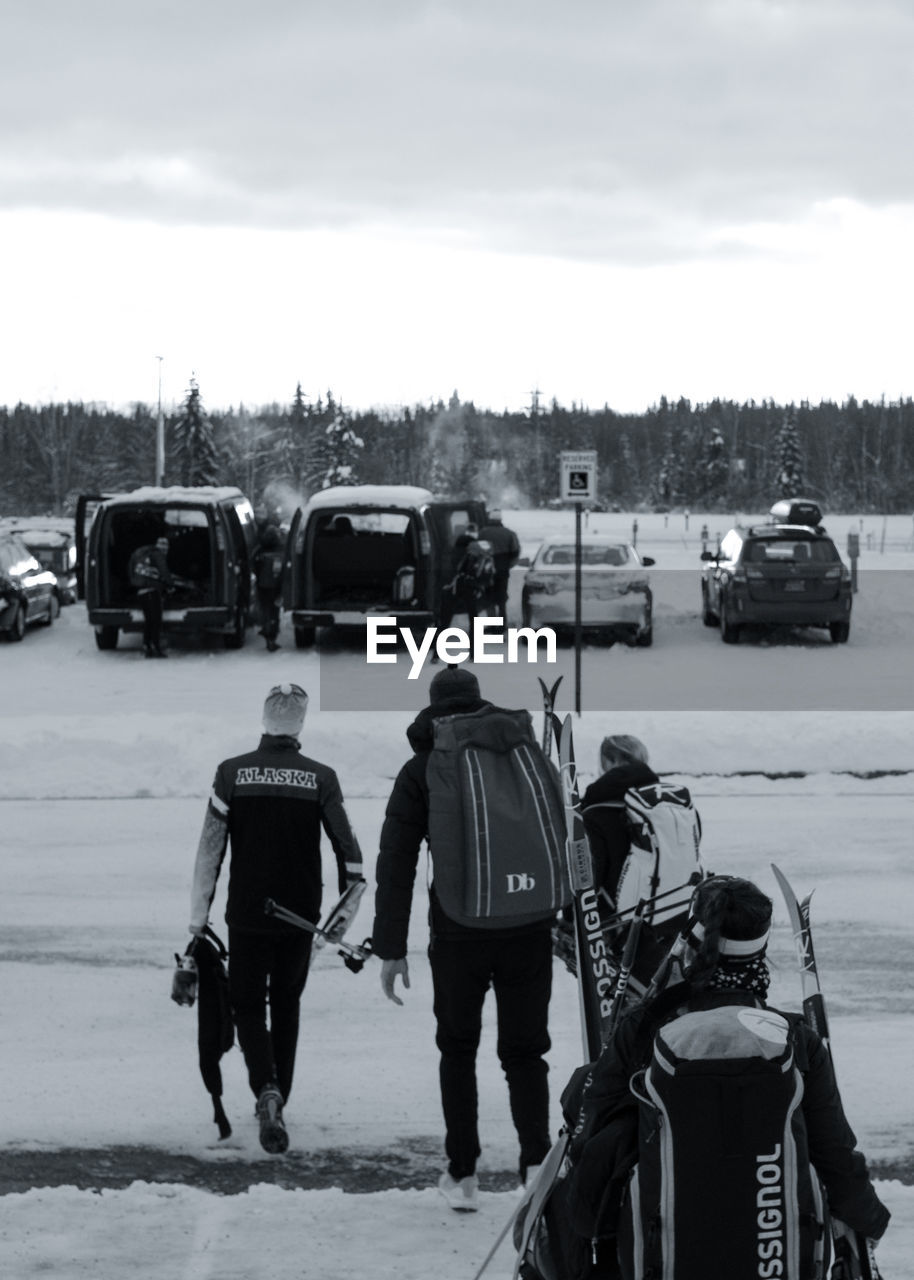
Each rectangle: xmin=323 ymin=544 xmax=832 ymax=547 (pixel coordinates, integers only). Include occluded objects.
xmin=253 ymin=524 xmax=284 ymax=651
xmin=128 ymin=535 xmax=174 ymax=658
xmin=478 ymin=509 xmax=520 ymax=618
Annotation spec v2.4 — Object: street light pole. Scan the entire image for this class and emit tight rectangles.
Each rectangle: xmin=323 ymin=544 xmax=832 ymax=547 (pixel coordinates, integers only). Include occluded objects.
xmin=155 ymin=356 xmax=165 ymax=486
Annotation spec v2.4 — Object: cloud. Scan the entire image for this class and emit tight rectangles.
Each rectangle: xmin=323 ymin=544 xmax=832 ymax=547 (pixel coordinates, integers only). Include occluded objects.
xmin=3 ymin=0 xmax=913 ymax=263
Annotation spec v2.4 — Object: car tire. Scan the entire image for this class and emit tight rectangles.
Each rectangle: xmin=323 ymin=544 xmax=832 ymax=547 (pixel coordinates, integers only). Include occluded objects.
xmin=294 ymin=625 xmax=316 ymax=649
xmin=95 ymin=625 xmax=119 ymax=650
xmin=42 ymin=594 xmax=60 ymax=625
xmin=701 ymin=583 xmax=718 ymax=626
xmin=829 ymin=620 xmax=850 ymax=644
xmin=635 ymin=623 xmax=653 ymax=647
xmin=719 ymin=598 xmax=740 ymax=644
xmin=7 ymin=602 xmax=26 ymax=642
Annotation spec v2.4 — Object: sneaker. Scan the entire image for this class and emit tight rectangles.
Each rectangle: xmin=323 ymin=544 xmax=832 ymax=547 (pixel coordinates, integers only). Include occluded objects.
xmin=256 ymin=1083 xmax=289 ymax=1154
xmin=437 ymin=1171 xmax=479 ymax=1212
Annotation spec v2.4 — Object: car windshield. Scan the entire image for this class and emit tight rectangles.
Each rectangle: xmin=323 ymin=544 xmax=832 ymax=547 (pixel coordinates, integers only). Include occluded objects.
xmin=540 ymin=544 xmax=629 ymax=567
xmin=745 ymin=538 xmax=839 ymax=564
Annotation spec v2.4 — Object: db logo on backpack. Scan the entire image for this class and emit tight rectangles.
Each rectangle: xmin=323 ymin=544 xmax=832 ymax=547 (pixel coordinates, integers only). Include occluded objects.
xmin=506 ymin=873 xmax=536 ymax=893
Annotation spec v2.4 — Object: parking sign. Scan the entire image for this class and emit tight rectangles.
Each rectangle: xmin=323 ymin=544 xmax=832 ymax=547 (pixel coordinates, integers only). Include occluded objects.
xmin=559 ymin=450 xmax=598 ymax=502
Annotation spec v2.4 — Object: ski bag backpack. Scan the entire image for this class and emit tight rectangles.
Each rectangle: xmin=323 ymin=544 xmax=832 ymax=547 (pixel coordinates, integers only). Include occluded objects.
xmin=427 ymin=706 xmax=571 ymax=928
xmin=455 ymin=538 xmax=496 ymax=599
xmin=618 ymin=1003 xmax=829 ymax=1280
xmin=615 ymin=783 xmax=702 ymax=925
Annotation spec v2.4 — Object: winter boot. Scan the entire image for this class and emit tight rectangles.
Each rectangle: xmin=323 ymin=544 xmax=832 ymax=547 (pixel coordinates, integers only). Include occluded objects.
xmin=256 ymin=1083 xmax=289 ymax=1154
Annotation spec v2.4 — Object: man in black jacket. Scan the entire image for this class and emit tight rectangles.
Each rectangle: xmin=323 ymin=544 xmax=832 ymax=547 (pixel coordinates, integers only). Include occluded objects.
xmin=478 ymin=508 xmax=520 ymax=618
xmin=189 ymin=683 xmax=363 ymax=1153
xmin=128 ymin=535 xmax=174 ymax=658
xmin=372 ymin=667 xmax=554 ymax=1211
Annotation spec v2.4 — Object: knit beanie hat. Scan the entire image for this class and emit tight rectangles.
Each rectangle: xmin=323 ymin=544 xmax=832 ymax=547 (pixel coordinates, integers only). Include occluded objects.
xmin=429 ymin=666 xmax=481 ymax=714
xmin=263 ymin=683 xmax=308 ymax=736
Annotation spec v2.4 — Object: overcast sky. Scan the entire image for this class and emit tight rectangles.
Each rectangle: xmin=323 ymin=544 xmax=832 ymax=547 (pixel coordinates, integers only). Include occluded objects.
xmin=3 ymin=0 xmax=913 ymax=414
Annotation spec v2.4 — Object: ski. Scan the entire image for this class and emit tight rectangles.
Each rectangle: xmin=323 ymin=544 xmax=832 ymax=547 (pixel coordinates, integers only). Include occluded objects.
xmin=263 ymin=898 xmax=374 ymax=973
xmin=771 ymin=864 xmax=883 ymax=1280
xmin=556 ymin=713 xmax=618 ymax=1061
xmin=511 ymin=1129 xmax=571 ymax=1280
xmin=538 ymin=676 xmax=563 ymax=757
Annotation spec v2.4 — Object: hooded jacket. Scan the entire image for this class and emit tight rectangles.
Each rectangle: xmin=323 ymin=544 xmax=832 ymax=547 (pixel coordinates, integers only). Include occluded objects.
xmin=372 ymin=695 xmax=553 ymax=959
xmin=581 ymin=760 xmax=660 ymax=903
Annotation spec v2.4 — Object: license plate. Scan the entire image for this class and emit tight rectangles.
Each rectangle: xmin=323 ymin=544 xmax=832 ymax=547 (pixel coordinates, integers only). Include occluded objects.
xmin=784 ymin=580 xmax=806 ymax=592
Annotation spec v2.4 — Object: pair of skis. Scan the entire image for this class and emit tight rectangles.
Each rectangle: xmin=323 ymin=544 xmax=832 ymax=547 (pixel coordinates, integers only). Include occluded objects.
xmin=771 ymin=863 xmax=884 ymax=1280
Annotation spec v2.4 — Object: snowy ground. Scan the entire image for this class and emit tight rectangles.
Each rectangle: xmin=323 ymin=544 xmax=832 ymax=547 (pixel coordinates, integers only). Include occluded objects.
xmin=1 ymin=508 xmax=912 ymax=1278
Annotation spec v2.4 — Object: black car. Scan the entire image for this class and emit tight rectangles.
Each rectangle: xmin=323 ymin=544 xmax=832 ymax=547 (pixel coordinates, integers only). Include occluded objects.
xmin=700 ymin=500 xmax=852 ymax=644
xmin=0 ymin=519 xmax=78 ymax=604
xmin=0 ymin=530 xmax=60 ymax=640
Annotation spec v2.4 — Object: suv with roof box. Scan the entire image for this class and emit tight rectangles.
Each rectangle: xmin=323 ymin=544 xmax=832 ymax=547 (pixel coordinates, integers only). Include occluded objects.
xmin=700 ymin=499 xmax=852 ymax=644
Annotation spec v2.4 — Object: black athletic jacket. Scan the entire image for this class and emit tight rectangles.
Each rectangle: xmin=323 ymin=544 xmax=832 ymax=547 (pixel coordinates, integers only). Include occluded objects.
xmin=190 ymin=734 xmax=362 ymax=934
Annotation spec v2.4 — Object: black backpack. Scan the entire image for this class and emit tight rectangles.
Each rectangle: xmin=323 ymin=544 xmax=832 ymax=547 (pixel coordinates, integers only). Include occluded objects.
xmin=427 ymin=706 xmax=571 ymax=929
xmin=454 ymin=538 xmax=496 ymax=598
xmin=618 ymin=1002 xmax=829 ymax=1280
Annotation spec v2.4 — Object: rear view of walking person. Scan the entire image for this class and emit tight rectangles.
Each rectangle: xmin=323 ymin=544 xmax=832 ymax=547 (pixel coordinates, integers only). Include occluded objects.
xmin=372 ymin=667 xmax=567 ymax=1209
xmin=188 ymin=683 xmax=363 ymax=1153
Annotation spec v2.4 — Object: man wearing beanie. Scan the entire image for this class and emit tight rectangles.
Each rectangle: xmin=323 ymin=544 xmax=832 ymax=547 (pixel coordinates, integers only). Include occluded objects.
xmin=372 ymin=666 xmax=554 ymax=1211
xmin=189 ymin=683 xmax=363 ymax=1154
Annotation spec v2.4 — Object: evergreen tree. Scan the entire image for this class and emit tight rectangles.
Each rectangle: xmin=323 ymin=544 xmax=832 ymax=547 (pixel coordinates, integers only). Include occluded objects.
xmin=317 ymin=391 xmax=363 ymax=488
xmin=174 ymin=375 xmax=219 ymax=487
xmin=775 ymin=405 xmax=804 ymax=497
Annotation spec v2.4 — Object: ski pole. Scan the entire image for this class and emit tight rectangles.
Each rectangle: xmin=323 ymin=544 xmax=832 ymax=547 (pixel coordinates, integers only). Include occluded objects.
xmin=263 ymin=898 xmax=374 ymax=973
xmin=606 ymin=898 xmax=646 ymax=1035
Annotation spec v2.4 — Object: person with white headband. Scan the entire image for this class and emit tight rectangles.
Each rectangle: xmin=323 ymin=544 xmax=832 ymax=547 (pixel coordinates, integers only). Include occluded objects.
xmin=556 ymin=875 xmax=889 ymax=1279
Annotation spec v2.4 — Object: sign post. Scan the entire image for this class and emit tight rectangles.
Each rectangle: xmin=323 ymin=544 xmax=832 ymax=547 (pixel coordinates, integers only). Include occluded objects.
xmin=559 ymin=451 xmax=598 ymax=715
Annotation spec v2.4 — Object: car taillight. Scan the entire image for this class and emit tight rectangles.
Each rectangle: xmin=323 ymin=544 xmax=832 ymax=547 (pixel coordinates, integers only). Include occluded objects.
xmin=526 ymin=576 xmax=561 ymax=595
xmin=419 ymin=531 xmax=431 ymax=555
xmin=824 ymin=566 xmax=849 ymax=581
xmin=731 ymin=568 xmax=748 ymax=584
xmin=745 ymin=568 xmax=764 ymax=579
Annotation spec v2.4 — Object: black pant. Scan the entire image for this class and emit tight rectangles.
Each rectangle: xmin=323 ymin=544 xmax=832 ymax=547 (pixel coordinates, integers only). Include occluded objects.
xmin=429 ymin=929 xmax=553 ymax=1181
xmin=256 ymin=586 xmax=281 ymax=641
xmin=487 ymin=573 xmax=510 ymax=618
xmin=438 ymin=585 xmax=479 ymax=630
xmin=137 ymin=587 xmax=164 ymax=649
xmin=228 ymin=928 xmax=313 ymax=1101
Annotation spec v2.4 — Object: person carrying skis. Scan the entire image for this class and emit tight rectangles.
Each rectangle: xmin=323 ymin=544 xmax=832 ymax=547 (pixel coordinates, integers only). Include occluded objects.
xmin=581 ymin=735 xmax=660 ymax=904
xmin=372 ymin=666 xmax=555 ymax=1211
xmin=566 ymin=875 xmax=889 ymax=1279
xmin=188 ymin=683 xmax=364 ymax=1154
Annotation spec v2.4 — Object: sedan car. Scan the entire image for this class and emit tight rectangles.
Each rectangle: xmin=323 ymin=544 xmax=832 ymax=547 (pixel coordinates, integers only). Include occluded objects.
xmin=521 ymin=536 xmax=655 ymax=645
xmin=0 ymin=531 xmax=60 ymax=640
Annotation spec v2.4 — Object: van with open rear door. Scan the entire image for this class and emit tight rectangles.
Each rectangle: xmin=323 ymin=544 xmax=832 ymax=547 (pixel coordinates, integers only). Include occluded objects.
xmin=77 ymin=486 xmax=258 ymax=650
xmin=284 ymin=485 xmax=488 ymax=648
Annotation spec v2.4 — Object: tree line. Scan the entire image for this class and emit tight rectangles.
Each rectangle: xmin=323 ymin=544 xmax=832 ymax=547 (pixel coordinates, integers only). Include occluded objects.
xmin=2 ymin=379 xmax=913 ymax=519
